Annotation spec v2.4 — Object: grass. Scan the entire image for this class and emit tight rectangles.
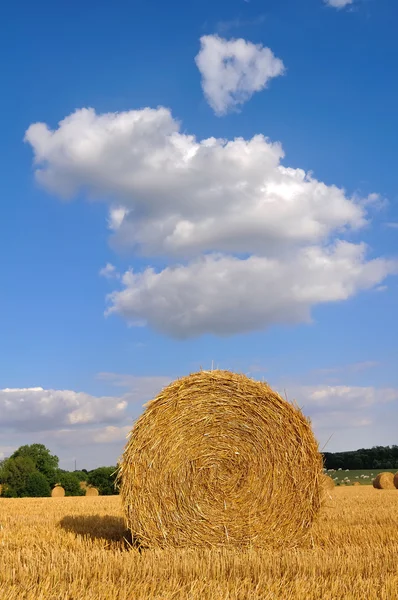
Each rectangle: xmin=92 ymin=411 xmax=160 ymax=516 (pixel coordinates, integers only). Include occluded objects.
xmin=326 ymin=468 xmax=397 ymax=485
xmin=1 ymin=487 xmax=398 ymax=599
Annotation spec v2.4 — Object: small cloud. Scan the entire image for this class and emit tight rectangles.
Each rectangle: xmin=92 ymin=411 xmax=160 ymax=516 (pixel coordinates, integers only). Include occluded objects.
xmin=324 ymin=0 xmax=353 ymax=8
xmin=99 ymin=263 xmax=120 ymax=280
xmin=108 ymin=206 xmax=129 ymax=231
xmin=195 ymin=35 xmax=285 ymax=116
xmin=386 ymin=222 xmax=398 ymax=229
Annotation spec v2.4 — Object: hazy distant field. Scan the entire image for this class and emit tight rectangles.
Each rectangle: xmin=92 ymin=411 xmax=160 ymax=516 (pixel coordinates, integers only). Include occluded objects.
xmin=326 ymin=468 xmax=397 ymax=485
xmin=1 ymin=488 xmax=398 ymax=599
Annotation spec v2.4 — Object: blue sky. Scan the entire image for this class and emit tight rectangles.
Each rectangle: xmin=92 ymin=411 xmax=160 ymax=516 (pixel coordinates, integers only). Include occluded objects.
xmin=1 ymin=0 xmax=398 ymax=469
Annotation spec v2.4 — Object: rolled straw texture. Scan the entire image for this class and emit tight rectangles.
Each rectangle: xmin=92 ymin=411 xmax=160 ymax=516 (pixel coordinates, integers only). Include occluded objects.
xmin=394 ymin=473 xmax=398 ymax=489
xmin=373 ymin=472 xmax=395 ymax=489
xmin=119 ymin=370 xmax=323 ymax=549
xmin=85 ymin=487 xmax=99 ymax=496
xmin=51 ymin=485 xmax=65 ymax=498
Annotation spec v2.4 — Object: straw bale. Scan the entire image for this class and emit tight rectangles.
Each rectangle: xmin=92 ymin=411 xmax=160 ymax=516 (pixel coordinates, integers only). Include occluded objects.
xmin=85 ymin=486 xmax=99 ymax=496
xmin=322 ymin=475 xmax=335 ymax=491
xmin=373 ymin=472 xmax=395 ymax=489
xmin=394 ymin=472 xmax=398 ymax=489
xmin=79 ymin=481 xmax=88 ymax=490
xmin=51 ymin=485 xmax=65 ymax=498
xmin=119 ymin=370 xmax=323 ymax=549
xmin=353 ymin=482 xmax=361 ymax=487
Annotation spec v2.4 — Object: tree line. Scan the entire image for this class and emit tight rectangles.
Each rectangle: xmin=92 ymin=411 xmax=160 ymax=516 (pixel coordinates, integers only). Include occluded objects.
xmin=0 ymin=444 xmax=118 ymax=497
xmin=323 ymin=445 xmax=398 ymax=470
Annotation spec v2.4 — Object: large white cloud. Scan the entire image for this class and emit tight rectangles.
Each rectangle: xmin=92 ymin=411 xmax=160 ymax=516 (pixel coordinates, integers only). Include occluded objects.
xmin=107 ymin=243 xmax=394 ymax=338
xmin=0 ymin=387 xmax=127 ymax=432
xmin=25 ymin=106 xmax=396 ymax=338
xmin=195 ymin=35 xmax=285 ymax=115
xmin=25 ymin=107 xmax=368 ymax=259
xmin=324 ymin=0 xmax=353 ymax=8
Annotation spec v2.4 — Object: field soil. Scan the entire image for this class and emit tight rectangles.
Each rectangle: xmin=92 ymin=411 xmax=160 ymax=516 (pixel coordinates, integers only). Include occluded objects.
xmin=1 ymin=487 xmax=398 ymax=599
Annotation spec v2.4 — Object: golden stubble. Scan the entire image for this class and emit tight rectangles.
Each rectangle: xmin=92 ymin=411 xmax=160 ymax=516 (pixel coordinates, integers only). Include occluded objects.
xmin=1 ymin=487 xmax=398 ymax=600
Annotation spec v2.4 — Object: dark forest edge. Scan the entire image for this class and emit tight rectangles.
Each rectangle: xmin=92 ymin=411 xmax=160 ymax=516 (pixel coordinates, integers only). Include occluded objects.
xmin=1 ymin=443 xmax=398 ymax=497
xmin=323 ymin=445 xmax=398 ymax=470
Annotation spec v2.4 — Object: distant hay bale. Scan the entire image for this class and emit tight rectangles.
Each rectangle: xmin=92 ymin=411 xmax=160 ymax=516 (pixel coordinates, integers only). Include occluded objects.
xmin=85 ymin=486 xmax=99 ymax=497
xmin=51 ymin=485 xmax=65 ymax=498
xmin=0 ymin=484 xmax=3 ymax=496
xmin=322 ymin=475 xmax=335 ymax=491
xmin=394 ymin=473 xmax=398 ymax=489
xmin=373 ymin=472 xmax=395 ymax=490
xmin=79 ymin=481 xmax=87 ymax=490
xmin=119 ymin=370 xmax=323 ymax=549
xmin=353 ymin=482 xmax=361 ymax=487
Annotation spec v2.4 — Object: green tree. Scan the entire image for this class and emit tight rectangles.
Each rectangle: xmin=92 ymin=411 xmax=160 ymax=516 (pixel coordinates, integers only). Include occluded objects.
xmin=56 ymin=471 xmax=84 ymax=496
xmin=11 ymin=444 xmax=59 ymax=486
xmin=1 ymin=485 xmax=18 ymax=497
xmin=72 ymin=470 xmax=88 ymax=482
xmin=88 ymin=466 xmax=119 ymax=495
xmin=25 ymin=472 xmax=51 ymax=497
xmin=1 ymin=456 xmax=36 ymax=497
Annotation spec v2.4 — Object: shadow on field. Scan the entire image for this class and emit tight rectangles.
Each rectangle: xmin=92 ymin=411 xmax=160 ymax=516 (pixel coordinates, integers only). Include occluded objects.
xmin=59 ymin=515 xmax=137 ymax=548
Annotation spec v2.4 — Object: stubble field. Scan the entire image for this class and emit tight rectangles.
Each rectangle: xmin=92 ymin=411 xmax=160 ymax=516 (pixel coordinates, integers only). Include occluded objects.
xmin=1 ymin=487 xmax=398 ymax=600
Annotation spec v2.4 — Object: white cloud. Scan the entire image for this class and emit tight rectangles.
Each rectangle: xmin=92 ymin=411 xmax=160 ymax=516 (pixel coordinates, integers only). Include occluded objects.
xmin=281 ymin=383 xmax=398 ymax=451
xmin=99 ymin=263 xmax=120 ymax=279
xmin=300 ymin=385 xmax=398 ymax=411
xmin=107 ymin=243 xmax=394 ymax=338
xmin=0 ymin=387 xmax=127 ymax=432
xmin=324 ymin=0 xmax=353 ymax=8
xmin=195 ymin=35 xmax=285 ymax=115
xmin=47 ymin=424 xmax=132 ymax=446
xmin=24 ymin=106 xmax=396 ymax=338
xmin=24 ymin=107 xmax=370 ymax=259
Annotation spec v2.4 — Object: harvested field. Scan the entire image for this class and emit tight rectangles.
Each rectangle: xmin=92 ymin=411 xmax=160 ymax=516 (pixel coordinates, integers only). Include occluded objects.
xmin=1 ymin=487 xmax=398 ymax=599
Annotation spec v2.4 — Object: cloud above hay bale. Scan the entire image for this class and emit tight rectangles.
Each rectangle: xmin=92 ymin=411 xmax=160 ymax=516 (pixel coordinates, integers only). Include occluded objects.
xmin=24 ymin=107 xmax=396 ymax=337
xmin=106 ymin=244 xmax=392 ymax=338
xmin=195 ymin=35 xmax=285 ymax=115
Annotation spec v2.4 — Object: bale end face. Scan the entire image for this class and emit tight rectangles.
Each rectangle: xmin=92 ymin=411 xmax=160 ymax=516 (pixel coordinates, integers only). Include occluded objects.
xmin=373 ymin=472 xmax=395 ymax=489
xmin=119 ymin=370 xmax=323 ymax=549
xmin=51 ymin=485 xmax=65 ymax=498
xmin=394 ymin=472 xmax=398 ymax=489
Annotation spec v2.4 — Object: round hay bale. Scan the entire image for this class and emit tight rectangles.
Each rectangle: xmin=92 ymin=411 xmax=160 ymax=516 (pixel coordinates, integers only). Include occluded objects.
xmin=119 ymin=370 xmax=323 ymax=548
xmin=85 ymin=486 xmax=99 ymax=497
xmin=373 ymin=472 xmax=395 ymax=489
xmin=51 ymin=485 xmax=65 ymax=498
xmin=322 ymin=475 xmax=335 ymax=491
xmin=394 ymin=473 xmax=398 ymax=489
xmin=353 ymin=482 xmax=361 ymax=487
xmin=79 ymin=481 xmax=88 ymax=490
